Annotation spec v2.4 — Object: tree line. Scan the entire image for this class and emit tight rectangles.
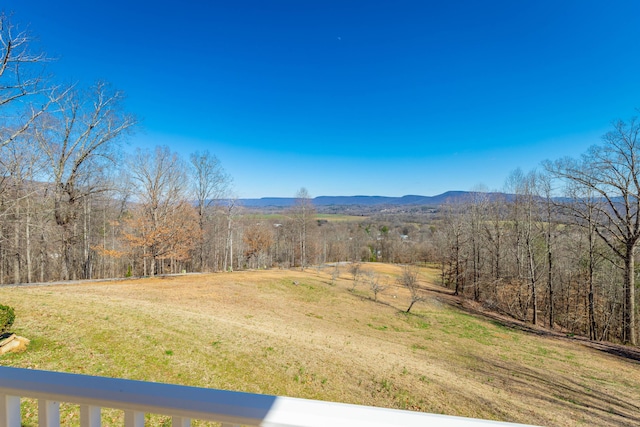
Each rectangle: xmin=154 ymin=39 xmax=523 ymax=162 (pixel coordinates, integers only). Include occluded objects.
xmin=2 ymin=13 xmax=639 ymax=346
xmin=435 ymin=118 xmax=640 ymax=345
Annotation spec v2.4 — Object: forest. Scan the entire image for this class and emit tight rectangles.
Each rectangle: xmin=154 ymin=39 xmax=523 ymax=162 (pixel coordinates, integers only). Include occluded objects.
xmin=1 ymin=13 xmax=640 ymax=347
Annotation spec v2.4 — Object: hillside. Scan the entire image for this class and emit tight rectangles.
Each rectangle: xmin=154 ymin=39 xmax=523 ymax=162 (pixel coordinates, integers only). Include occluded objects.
xmin=0 ymin=264 xmax=639 ymax=426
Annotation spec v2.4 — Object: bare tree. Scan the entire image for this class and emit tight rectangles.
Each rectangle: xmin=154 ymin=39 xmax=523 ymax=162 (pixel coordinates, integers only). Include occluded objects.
xmin=464 ymin=189 xmax=489 ymax=302
xmin=290 ymin=187 xmax=315 ymax=269
xmin=561 ymin=182 xmax=606 ymax=340
xmin=348 ymin=261 xmax=362 ymax=286
xmin=0 ymin=14 xmax=54 ymax=283
xmin=222 ymin=197 xmax=239 ymax=272
xmin=125 ymin=146 xmax=195 ymax=276
xmin=189 ymin=150 xmax=230 ymax=271
xmin=505 ymin=169 xmax=544 ymax=324
xmin=36 ymin=82 xmax=137 ymax=279
xmin=482 ymin=194 xmax=507 ymax=304
xmin=535 ymin=172 xmax=561 ymax=329
xmin=365 ymin=270 xmax=386 ymax=301
xmin=330 ymin=263 xmax=340 ymax=285
xmin=0 ymin=134 xmax=46 ymax=283
xmin=243 ymin=222 xmax=273 ymax=269
xmin=0 ymin=13 xmax=56 ymax=149
xmin=440 ymin=202 xmax=466 ymax=295
xmin=398 ymin=265 xmax=424 ymax=313
xmin=546 ymin=117 xmax=640 ymax=344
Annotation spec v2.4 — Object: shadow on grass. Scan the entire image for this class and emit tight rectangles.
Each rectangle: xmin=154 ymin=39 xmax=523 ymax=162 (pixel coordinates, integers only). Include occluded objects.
xmin=422 ymin=284 xmax=640 ymax=365
xmin=577 ymin=340 xmax=640 ymax=363
xmin=473 ymin=356 xmax=640 ymax=426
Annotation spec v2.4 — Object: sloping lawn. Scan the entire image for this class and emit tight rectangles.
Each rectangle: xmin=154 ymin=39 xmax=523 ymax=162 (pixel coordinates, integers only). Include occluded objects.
xmin=1 ymin=264 xmax=639 ymax=426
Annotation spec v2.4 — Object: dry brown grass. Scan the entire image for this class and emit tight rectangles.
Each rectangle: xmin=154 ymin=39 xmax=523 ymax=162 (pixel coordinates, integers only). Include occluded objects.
xmin=1 ymin=263 xmax=639 ymax=426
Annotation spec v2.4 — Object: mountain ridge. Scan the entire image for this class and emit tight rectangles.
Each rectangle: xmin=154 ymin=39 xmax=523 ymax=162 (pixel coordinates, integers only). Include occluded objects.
xmin=236 ymin=191 xmax=507 ymax=208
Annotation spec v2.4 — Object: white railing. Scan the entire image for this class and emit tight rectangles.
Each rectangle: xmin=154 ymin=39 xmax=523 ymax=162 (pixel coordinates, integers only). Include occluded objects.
xmin=0 ymin=366 xmax=537 ymax=427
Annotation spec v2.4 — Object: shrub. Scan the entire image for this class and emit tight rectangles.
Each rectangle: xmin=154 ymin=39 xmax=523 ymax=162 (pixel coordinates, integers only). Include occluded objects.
xmin=0 ymin=304 xmax=15 ymax=333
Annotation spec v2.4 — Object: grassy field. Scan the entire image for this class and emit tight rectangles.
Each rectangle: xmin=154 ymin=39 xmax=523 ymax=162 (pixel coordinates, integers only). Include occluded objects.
xmin=243 ymin=212 xmax=367 ymax=222
xmin=1 ymin=264 xmax=639 ymax=426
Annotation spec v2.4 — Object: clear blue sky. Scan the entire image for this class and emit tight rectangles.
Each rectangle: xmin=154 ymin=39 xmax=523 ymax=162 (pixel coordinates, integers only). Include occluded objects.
xmin=6 ymin=1 xmax=640 ymax=198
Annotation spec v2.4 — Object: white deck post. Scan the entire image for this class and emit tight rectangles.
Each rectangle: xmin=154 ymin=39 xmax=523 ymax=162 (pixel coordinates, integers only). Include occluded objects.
xmin=80 ymin=405 xmax=101 ymax=427
xmin=172 ymin=416 xmax=191 ymax=426
xmin=38 ymin=399 xmax=60 ymax=427
xmin=124 ymin=410 xmax=144 ymax=427
xmin=0 ymin=395 xmax=21 ymax=427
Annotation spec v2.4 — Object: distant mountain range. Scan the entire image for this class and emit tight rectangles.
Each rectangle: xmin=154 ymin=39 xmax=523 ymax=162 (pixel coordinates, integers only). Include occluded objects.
xmin=237 ymin=191 xmax=509 ymax=208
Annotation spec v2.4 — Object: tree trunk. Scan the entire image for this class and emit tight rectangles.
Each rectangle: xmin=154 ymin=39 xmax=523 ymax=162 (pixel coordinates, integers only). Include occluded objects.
xmin=588 ymin=227 xmax=597 ymax=341
xmin=472 ymin=247 xmax=479 ymax=301
xmin=25 ymin=199 xmax=32 ymax=283
xmin=82 ymin=196 xmax=92 ymax=279
xmin=528 ymin=238 xmax=537 ymax=325
xmin=495 ymin=231 xmax=500 ymax=280
xmin=198 ymin=204 xmax=205 ymax=271
xmin=454 ymin=234 xmax=461 ymax=296
xmin=406 ymin=300 xmax=416 ymax=313
xmin=13 ymin=203 xmax=20 ymax=284
xmin=623 ymin=244 xmax=636 ymax=345
xmin=229 ymin=227 xmax=233 ymax=272
xmin=39 ymin=230 xmax=46 ymax=282
xmin=547 ymin=247 xmax=553 ymax=329
xmin=0 ymin=247 xmax=3 ymax=284
xmin=143 ymin=247 xmax=147 ymax=276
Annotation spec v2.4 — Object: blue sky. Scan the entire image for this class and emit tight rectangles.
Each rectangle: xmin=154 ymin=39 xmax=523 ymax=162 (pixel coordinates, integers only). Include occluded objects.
xmin=6 ymin=1 xmax=640 ymax=198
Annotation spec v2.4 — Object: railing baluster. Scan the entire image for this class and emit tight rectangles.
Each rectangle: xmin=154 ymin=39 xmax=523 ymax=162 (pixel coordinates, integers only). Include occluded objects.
xmin=80 ymin=405 xmax=101 ymax=427
xmin=0 ymin=395 xmax=20 ymax=427
xmin=38 ymin=399 xmax=60 ymax=427
xmin=124 ymin=410 xmax=144 ymax=427
xmin=171 ymin=416 xmax=190 ymax=426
